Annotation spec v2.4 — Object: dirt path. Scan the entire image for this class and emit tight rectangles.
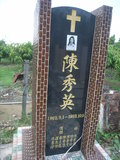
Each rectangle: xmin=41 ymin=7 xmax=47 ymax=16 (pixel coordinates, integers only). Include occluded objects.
xmin=0 ymin=103 xmax=32 ymax=121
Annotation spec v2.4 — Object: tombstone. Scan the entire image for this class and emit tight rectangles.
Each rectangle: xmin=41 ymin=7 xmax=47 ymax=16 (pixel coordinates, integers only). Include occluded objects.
xmin=31 ymin=0 xmax=112 ymax=159
xmin=100 ymin=92 xmax=120 ymax=131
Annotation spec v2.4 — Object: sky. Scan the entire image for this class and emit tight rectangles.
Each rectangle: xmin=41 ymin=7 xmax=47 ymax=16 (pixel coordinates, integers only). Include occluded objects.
xmin=0 ymin=0 xmax=120 ymax=43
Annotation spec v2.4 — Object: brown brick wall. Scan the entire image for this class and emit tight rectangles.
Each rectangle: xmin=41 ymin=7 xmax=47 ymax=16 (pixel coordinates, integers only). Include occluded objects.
xmin=32 ymin=1 xmax=41 ymax=149
xmin=32 ymin=0 xmax=51 ymax=159
xmin=32 ymin=0 xmax=40 ymax=129
xmin=81 ymin=5 xmax=112 ymax=159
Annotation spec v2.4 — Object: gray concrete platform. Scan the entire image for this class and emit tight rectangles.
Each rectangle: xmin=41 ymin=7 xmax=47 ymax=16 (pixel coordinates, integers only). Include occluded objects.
xmin=0 ymin=143 xmax=12 ymax=160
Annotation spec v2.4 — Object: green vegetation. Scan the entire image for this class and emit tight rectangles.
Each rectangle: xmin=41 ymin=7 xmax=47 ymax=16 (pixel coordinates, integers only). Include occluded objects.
xmin=0 ymin=65 xmax=23 ymax=87
xmin=0 ymin=40 xmax=33 ymax=64
xmin=104 ymin=35 xmax=120 ymax=91
xmin=107 ymin=35 xmax=120 ymax=72
xmin=0 ymin=113 xmax=32 ymax=144
xmin=96 ymin=128 xmax=120 ymax=160
xmin=105 ymin=68 xmax=120 ymax=90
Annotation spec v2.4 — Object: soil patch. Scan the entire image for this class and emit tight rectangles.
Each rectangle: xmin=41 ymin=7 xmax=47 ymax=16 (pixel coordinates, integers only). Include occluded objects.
xmin=0 ymin=87 xmax=31 ymax=103
xmin=0 ymin=103 xmax=32 ymax=121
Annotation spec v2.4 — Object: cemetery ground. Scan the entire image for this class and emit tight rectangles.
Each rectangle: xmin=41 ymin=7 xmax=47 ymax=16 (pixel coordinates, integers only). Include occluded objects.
xmin=0 ymin=64 xmax=32 ymax=144
xmin=0 ymin=64 xmax=120 ymax=159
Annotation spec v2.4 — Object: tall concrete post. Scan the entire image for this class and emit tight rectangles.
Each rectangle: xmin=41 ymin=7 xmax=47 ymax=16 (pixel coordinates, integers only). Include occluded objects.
xmin=22 ymin=60 xmax=29 ymax=116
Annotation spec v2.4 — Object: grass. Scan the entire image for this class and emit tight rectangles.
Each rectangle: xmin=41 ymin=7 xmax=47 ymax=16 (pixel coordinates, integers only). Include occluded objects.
xmin=0 ymin=64 xmax=23 ymax=87
xmin=0 ymin=113 xmax=32 ymax=144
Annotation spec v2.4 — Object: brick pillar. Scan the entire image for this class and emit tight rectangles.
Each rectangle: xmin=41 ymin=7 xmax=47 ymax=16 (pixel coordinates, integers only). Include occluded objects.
xmin=32 ymin=0 xmax=51 ymax=159
xmin=81 ymin=5 xmax=112 ymax=159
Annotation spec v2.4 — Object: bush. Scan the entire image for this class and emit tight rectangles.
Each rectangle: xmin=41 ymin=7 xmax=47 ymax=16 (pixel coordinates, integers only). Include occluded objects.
xmin=96 ymin=128 xmax=120 ymax=160
xmin=0 ymin=40 xmax=33 ymax=64
xmin=0 ymin=58 xmax=11 ymax=64
xmin=107 ymin=41 xmax=120 ymax=73
xmin=14 ymin=56 xmax=23 ymax=64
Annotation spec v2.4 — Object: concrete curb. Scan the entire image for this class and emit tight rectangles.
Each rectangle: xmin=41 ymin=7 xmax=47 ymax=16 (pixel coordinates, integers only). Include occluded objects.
xmin=0 ymin=101 xmax=32 ymax=105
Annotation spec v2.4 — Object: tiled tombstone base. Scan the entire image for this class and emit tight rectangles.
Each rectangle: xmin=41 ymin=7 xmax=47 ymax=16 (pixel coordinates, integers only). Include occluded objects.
xmin=12 ymin=127 xmax=35 ymax=160
xmin=46 ymin=151 xmax=85 ymax=160
xmin=93 ymin=141 xmax=111 ymax=160
xmin=12 ymin=127 xmax=111 ymax=160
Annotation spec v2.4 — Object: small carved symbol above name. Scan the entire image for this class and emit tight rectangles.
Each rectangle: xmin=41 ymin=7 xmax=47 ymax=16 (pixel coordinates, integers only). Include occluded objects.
xmin=66 ymin=10 xmax=81 ymax=33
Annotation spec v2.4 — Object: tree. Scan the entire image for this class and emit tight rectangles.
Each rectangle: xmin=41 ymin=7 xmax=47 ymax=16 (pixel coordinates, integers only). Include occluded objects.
xmin=0 ymin=40 xmax=9 ymax=61
xmin=0 ymin=40 xmax=33 ymax=64
xmin=20 ymin=42 xmax=32 ymax=61
xmin=107 ymin=40 xmax=120 ymax=72
xmin=109 ymin=35 xmax=115 ymax=45
xmin=8 ymin=44 xmax=16 ymax=63
xmin=13 ymin=42 xmax=33 ymax=63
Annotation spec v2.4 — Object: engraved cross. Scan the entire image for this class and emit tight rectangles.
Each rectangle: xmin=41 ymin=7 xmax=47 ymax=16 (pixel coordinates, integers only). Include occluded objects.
xmin=66 ymin=10 xmax=81 ymax=33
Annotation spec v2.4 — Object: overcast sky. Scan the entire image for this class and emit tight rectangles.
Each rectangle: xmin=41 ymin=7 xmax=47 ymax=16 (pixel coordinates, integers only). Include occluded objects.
xmin=0 ymin=0 xmax=120 ymax=43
